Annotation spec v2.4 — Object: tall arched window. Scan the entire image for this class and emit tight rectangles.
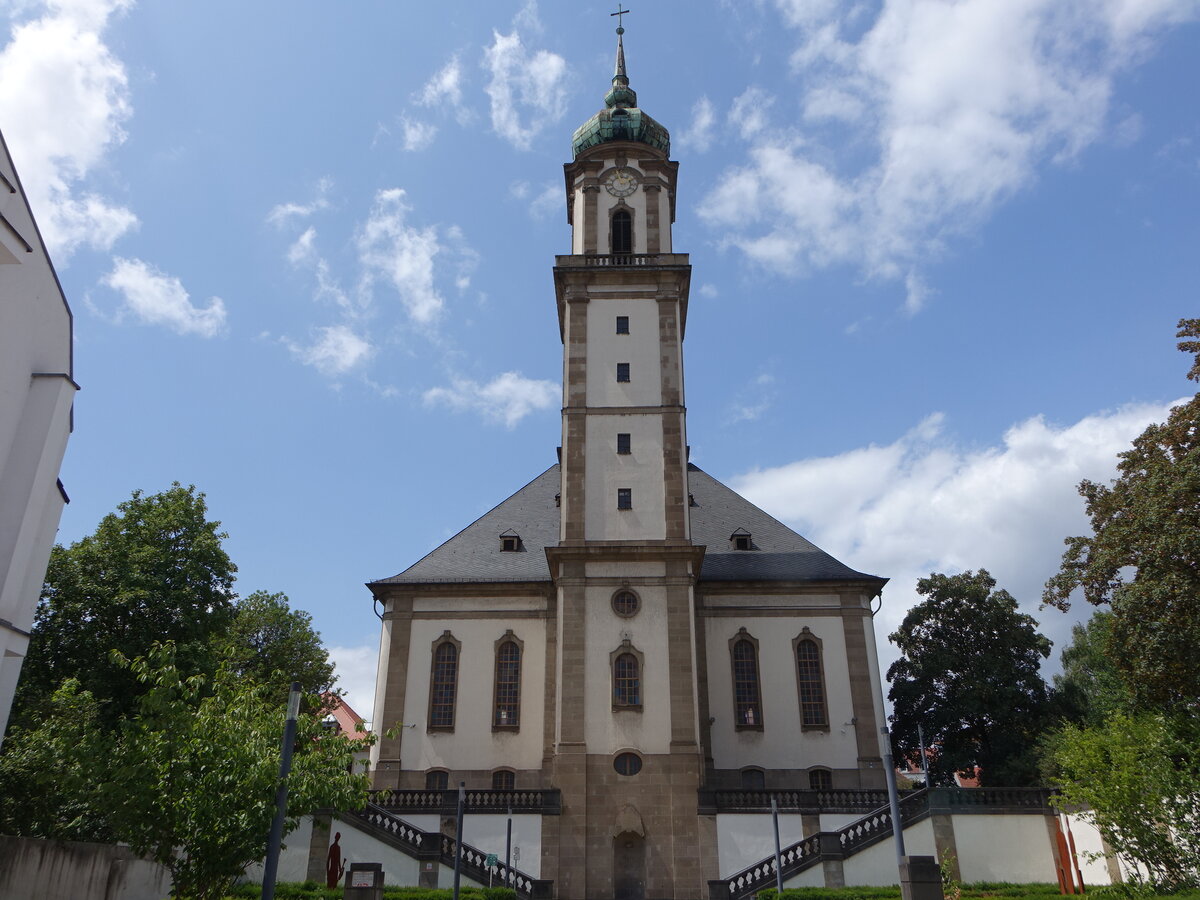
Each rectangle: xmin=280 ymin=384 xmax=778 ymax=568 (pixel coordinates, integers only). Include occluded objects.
xmin=613 ymin=653 xmax=641 ymax=708
xmin=794 ymin=631 xmax=828 ymax=728
xmin=729 ymin=628 xmax=763 ymax=730
xmin=494 ymin=634 xmax=522 ymax=729
xmin=429 ymin=633 xmax=460 ymax=730
xmin=611 ymin=209 xmax=632 ymax=255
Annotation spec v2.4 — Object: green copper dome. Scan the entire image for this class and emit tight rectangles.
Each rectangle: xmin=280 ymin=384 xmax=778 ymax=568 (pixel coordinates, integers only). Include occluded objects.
xmin=571 ymin=30 xmax=670 ymax=159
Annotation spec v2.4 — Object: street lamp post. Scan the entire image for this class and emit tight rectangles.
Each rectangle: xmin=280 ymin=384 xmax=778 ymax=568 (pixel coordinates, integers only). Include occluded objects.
xmin=262 ymin=681 xmax=302 ymax=900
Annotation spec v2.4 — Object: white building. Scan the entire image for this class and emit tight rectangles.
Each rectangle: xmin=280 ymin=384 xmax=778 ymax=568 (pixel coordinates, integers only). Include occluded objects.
xmin=365 ymin=32 xmax=890 ymax=900
xmin=0 ymin=129 xmax=77 ymax=747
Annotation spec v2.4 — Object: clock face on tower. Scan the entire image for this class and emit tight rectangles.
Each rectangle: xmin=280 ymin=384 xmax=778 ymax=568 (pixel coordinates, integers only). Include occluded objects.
xmin=604 ymin=168 xmax=639 ymax=197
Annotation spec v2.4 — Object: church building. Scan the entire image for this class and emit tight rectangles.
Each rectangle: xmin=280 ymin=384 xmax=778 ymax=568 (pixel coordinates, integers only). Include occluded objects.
xmin=368 ymin=26 xmax=890 ymax=900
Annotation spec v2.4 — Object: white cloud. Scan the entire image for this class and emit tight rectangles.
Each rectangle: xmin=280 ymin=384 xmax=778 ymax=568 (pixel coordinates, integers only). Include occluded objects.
xmin=482 ymin=28 xmax=568 ymax=150
xmin=729 ymin=87 xmax=775 ymax=139
xmin=286 ymin=226 xmax=317 ymax=266
xmin=903 ymin=270 xmax=930 ymax=315
xmin=285 ymin=324 xmax=373 ymax=376
xmin=528 ymin=183 xmax=560 ymax=219
xmin=400 ymin=116 xmax=437 ymax=152
xmin=356 ymin=188 xmax=451 ymax=324
xmin=266 ymin=178 xmax=332 ymax=226
xmin=102 ymin=257 xmax=226 ymax=337
xmin=417 ymin=55 xmax=464 ymax=109
xmin=328 ymin=643 xmax=379 ymax=725
xmin=703 ymin=0 xmax=1200 ymax=298
xmin=424 ymin=371 xmax=557 ymax=428
xmin=678 ymin=96 xmax=717 ymax=152
xmin=0 ymin=0 xmax=137 ymax=259
xmin=730 ymin=400 xmax=1179 ymax=673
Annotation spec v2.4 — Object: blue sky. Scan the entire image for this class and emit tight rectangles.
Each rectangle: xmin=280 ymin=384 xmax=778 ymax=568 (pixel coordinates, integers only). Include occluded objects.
xmin=2 ymin=0 xmax=1197 ymax=720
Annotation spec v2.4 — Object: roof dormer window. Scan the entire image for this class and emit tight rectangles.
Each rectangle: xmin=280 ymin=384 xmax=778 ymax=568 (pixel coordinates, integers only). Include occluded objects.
xmin=500 ymin=529 xmax=522 ymax=552
xmin=731 ymin=528 xmax=753 ymax=551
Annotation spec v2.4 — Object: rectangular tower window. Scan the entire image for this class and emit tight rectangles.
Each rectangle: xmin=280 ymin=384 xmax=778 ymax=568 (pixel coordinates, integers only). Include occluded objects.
xmin=616 ymin=315 xmax=629 ymax=334
xmin=617 ymin=488 xmax=632 ymax=509
xmin=617 ymin=433 xmax=631 ymax=454
xmin=616 ymin=362 xmax=630 ymax=382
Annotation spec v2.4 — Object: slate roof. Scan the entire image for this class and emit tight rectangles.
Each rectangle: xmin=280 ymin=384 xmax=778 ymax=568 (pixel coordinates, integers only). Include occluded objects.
xmin=370 ymin=463 xmax=884 ymax=587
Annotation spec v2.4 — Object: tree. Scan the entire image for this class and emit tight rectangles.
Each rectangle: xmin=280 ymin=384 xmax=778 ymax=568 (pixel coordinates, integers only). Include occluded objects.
xmin=1052 ymin=610 xmax=1131 ymax=727
xmin=888 ymin=570 xmax=1053 ymax=787
xmin=0 ymin=680 xmax=114 ymax=842
xmin=15 ymin=484 xmax=237 ymax=723
xmin=0 ymin=645 xmax=369 ymax=900
xmin=1046 ymin=712 xmax=1200 ymax=889
xmin=219 ymin=590 xmax=337 ymax=707
xmin=1043 ymin=319 xmax=1200 ymax=714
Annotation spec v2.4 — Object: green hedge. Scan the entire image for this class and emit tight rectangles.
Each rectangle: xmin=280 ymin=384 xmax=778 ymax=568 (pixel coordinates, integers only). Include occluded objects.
xmin=754 ymin=887 xmax=1199 ymax=900
xmin=226 ymin=885 xmax=518 ymax=900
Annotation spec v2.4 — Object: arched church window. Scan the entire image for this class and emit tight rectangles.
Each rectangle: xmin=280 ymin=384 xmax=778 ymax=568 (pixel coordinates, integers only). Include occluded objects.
xmin=794 ymin=632 xmax=828 ymax=728
xmin=612 ymin=209 xmax=632 ymax=255
xmin=730 ymin=631 xmax=763 ymax=730
xmin=613 ymin=653 xmax=641 ymax=708
xmin=429 ymin=633 xmax=460 ymax=730
xmin=494 ymin=634 xmax=522 ymax=729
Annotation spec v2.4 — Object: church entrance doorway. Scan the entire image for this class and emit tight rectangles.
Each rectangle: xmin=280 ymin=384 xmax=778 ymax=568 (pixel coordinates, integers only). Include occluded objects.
xmin=613 ymin=831 xmax=646 ymax=900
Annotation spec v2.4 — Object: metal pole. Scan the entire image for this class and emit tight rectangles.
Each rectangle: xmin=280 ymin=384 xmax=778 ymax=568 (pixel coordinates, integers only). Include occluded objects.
xmin=771 ymin=795 xmax=784 ymax=895
xmin=505 ymin=806 xmax=513 ymax=885
xmin=452 ymin=782 xmax=465 ymax=900
xmin=917 ymin=723 xmax=930 ymax=787
xmin=262 ymin=682 xmax=302 ymax=900
xmin=881 ymin=725 xmax=906 ymax=865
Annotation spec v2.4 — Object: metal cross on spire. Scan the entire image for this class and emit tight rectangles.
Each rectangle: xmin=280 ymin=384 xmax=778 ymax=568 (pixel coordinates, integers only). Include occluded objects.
xmin=610 ymin=3 xmax=631 ymax=33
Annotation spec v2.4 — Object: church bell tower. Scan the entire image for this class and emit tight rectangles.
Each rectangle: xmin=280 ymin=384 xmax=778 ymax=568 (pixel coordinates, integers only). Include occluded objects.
xmin=546 ymin=21 xmax=709 ymax=900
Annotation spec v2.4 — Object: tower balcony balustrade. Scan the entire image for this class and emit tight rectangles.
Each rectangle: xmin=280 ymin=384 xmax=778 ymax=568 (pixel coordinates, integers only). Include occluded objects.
xmin=554 ymin=252 xmax=690 ymax=269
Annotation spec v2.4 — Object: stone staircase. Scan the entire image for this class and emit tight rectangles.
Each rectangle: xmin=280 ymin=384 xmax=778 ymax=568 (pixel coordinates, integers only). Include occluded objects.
xmin=341 ymin=802 xmax=554 ymax=900
xmin=707 ymin=787 xmax=1058 ymax=900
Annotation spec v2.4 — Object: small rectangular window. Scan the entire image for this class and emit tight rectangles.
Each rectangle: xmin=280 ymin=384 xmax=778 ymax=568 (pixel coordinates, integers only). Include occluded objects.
xmin=617 ymin=488 xmax=632 ymax=510
xmin=616 ymin=363 xmax=630 ymax=382
xmin=616 ymin=316 xmax=629 ymax=334
xmin=617 ymin=433 xmax=631 ymax=454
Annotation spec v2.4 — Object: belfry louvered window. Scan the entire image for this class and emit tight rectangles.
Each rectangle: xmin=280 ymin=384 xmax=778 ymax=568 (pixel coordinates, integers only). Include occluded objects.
xmin=612 ymin=209 xmax=632 ymax=254
xmin=795 ymin=637 xmax=828 ymax=727
xmin=494 ymin=639 xmax=521 ymax=728
xmin=429 ymin=637 xmax=459 ymax=729
xmin=732 ymin=638 xmax=763 ymax=728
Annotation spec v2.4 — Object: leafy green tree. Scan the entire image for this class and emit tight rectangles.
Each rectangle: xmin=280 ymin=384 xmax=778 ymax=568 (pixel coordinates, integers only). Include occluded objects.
xmin=0 ymin=680 xmax=114 ymax=842
xmin=220 ymin=590 xmax=337 ymax=706
xmin=1046 ymin=712 xmax=1200 ymax=889
xmin=1052 ymin=610 xmax=1131 ymax=726
xmin=888 ymin=570 xmax=1053 ymax=787
xmin=1044 ymin=319 xmax=1200 ymax=714
xmin=0 ymin=645 xmax=369 ymax=900
xmin=15 ymin=484 xmax=237 ymax=723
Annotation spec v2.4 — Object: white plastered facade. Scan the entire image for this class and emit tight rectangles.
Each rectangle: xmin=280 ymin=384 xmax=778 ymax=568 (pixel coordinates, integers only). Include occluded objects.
xmin=0 ymin=131 xmax=75 ymax=748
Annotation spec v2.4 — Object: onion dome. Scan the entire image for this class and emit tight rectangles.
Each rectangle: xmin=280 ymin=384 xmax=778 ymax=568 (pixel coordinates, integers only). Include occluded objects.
xmin=571 ymin=27 xmax=670 ymax=159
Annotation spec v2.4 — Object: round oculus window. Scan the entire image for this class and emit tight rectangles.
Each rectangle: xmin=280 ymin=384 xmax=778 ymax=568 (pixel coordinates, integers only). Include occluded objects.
xmin=613 ymin=752 xmax=642 ymax=776
xmin=612 ymin=590 xmax=640 ymax=617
